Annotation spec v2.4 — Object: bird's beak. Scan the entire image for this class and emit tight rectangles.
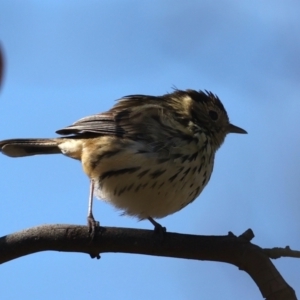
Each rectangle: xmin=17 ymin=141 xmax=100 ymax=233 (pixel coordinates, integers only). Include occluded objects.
xmin=227 ymin=123 xmax=247 ymax=134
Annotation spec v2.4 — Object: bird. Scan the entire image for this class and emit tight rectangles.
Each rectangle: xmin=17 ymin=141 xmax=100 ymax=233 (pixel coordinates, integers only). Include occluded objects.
xmin=0 ymin=89 xmax=247 ymax=234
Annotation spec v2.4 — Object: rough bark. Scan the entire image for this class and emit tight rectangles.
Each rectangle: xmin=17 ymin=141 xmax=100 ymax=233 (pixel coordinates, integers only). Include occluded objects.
xmin=0 ymin=225 xmax=297 ymax=299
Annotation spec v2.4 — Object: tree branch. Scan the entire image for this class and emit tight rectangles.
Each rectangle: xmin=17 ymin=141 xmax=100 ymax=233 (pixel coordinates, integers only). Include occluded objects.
xmin=264 ymin=246 xmax=300 ymax=259
xmin=0 ymin=225 xmax=297 ymax=299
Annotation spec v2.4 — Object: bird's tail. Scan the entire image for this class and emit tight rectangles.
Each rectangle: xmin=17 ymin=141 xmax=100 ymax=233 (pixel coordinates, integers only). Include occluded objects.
xmin=0 ymin=138 xmax=61 ymax=157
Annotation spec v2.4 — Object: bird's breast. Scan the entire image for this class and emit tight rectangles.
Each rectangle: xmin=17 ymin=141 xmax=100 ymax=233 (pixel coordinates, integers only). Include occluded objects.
xmin=83 ymin=137 xmax=215 ymax=219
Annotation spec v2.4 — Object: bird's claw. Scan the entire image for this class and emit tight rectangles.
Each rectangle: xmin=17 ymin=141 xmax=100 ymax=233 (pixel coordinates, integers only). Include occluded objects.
xmin=148 ymin=217 xmax=166 ymax=240
xmin=87 ymin=214 xmax=100 ymax=238
xmin=154 ymin=223 xmax=166 ymax=240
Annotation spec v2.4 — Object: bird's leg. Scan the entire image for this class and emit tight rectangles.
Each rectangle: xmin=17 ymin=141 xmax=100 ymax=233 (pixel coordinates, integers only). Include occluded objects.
xmin=87 ymin=179 xmax=99 ymax=236
xmin=148 ymin=217 xmax=166 ymax=239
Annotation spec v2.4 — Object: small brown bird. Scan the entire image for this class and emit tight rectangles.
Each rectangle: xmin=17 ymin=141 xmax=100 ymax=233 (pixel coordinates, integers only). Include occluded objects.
xmin=0 ymin=89 xmax=246 ymax=233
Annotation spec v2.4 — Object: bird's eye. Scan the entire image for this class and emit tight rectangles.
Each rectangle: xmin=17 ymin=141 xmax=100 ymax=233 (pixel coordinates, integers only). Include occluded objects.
xmin=209 ymin=110 xmax=218 ymax=121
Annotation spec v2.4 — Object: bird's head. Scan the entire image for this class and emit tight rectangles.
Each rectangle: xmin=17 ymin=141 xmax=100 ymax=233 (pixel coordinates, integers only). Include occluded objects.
xmin=168 ymin=89 xmax=247 ymax=149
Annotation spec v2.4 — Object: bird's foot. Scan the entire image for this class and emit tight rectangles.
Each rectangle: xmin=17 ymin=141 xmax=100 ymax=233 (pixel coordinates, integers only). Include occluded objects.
xmin=87 ymin=213 xmax=102 ymax=259
xmin=148 ymin=217 xmax=166 ymax=240
xmin=87 ymin=213 xmax=100 ymax=239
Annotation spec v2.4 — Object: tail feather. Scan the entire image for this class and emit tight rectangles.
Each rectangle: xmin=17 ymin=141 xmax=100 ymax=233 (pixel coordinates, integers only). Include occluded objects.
xmin=0 ymin=138 xmax=61 ymax=157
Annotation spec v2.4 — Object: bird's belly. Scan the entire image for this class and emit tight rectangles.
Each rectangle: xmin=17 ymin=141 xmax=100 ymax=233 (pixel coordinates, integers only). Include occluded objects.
xmin=93 ymin=157 xmax=214 ymax=219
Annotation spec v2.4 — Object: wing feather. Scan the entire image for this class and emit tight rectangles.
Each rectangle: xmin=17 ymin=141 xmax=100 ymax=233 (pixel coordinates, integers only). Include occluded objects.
xmin=56 ymin=113 xmax=126 ymax=135
xmin=55 ymin=94 xmax=162 ymax=137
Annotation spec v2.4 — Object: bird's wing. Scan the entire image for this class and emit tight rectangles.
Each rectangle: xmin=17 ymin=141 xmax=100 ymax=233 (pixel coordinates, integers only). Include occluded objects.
xmin=56 ymin=112 xmax=126 ymax=136
xmin=55 ymin=95 xmax=163 ymax=137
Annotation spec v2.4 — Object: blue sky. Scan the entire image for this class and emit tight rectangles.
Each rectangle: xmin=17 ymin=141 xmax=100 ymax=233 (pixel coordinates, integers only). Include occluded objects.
xmin=0 ymin=1 xmax=300 ymax=299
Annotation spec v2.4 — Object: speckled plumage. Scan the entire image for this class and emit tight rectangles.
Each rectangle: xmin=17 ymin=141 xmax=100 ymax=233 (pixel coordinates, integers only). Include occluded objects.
xmin=0 ymin=89 xmax=247 ymax=231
